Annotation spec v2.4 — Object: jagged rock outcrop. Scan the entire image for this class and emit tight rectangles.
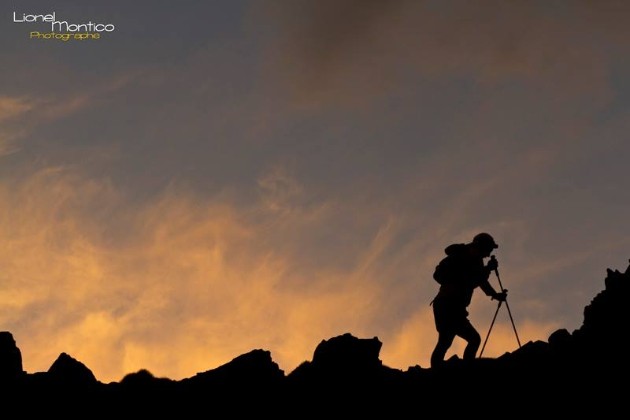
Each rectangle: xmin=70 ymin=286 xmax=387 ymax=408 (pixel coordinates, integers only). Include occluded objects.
xmin=0 ymin=331 xmax=23 ymax=383
xmin=312 ymin=333 xmax=383 ymax=370
xmin=575 ymin=261 xmax=630 ymax=353
xmin=181 ymin=348 xmax=284 ymax=394
xmin=289 ymin=333 xmax=383 ymax=378
xmin=0 ymin=259 xmax=628 ymax=413
xmin=48 ymin=352 xmax=99 ymax=385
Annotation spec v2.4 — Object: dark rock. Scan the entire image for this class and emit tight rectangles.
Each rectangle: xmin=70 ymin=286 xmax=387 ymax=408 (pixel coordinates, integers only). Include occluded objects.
xmin=548 ymin=328 xmax=572 ymax=347
xmin=0 ymin=331 xmax=23 ymax=382
xmin=48 ymin=352 xmax=99 ymax=387
xmin=312 ymin=332 xmax=382 ymax=371
xmin=182 ymin=348 xmax=284 ymax=389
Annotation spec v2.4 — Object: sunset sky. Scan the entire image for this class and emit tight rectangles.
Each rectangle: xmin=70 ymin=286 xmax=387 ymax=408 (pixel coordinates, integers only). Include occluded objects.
xmin=1 ymin=1 xmax=629 ymax=383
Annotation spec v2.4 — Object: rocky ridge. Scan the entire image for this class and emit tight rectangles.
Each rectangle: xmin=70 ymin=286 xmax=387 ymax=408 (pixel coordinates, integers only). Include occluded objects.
xmin=1 ymin=260 xmax=628 ymax=414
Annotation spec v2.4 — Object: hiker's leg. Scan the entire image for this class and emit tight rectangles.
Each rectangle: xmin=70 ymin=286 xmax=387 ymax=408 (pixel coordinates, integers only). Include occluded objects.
xmin=431 ymin=302 xmax=456 ymax=367
xmin=431 ymin=332 xmax=455 ymax=367
xmin=459 ymin=319 xmax=481 ymax=360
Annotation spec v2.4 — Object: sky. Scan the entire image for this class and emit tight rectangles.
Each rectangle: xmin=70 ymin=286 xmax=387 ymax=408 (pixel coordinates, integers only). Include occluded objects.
xmin=1 ymin=0 xmax=629 ymax=384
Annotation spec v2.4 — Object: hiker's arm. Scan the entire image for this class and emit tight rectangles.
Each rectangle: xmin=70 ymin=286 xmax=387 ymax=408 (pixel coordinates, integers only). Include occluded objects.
xmin=480 ymin=278 xmax=499 ymax=298
xmin=480 ymin=278 xmax=506 ymax=301
xmin=479 ymin=261 xmax=502 ymax=298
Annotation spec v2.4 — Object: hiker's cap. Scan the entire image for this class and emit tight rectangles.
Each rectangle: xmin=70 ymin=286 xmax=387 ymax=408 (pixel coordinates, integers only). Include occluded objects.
xmin=472 ymin=232 xmax=498 ymax=249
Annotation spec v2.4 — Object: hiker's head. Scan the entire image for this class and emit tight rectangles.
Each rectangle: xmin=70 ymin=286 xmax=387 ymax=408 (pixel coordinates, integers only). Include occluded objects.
xmin=471 ymin=232 xmax=498 ymax=256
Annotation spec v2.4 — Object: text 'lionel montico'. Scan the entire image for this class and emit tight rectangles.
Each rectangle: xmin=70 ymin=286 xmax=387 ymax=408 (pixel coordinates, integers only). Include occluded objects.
xmin=13 ymin=11 xmax=115 ymax=33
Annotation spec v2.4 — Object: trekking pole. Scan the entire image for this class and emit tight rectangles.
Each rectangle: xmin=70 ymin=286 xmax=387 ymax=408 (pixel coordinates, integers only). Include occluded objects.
xmin=479 ymin=298 xmax=502 ymax=357
xmin=479 ymin=256 xmax=522 ymax=357
xmin=492 ymin=257 xmax=522 ymax=349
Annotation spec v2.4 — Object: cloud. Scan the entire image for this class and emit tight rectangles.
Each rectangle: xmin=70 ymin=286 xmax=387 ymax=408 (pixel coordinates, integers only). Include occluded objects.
xmin=0 ymin=96 xmax=35 ymax=157
xmin=0 ymin=167 xmax=274 ymax=380
xmin=0 ymin=132 xmax=22 ymax=158
xmin=258 ymin=0 xmax=630 ymax=109
xmin=257 ymin=163 xmax=305 ymax=214
xmin=0 ymin=165 xmax=409 ymax=381
xmin=0 ymin=96 xmax=34 ymax=122
xmin=0 ymin=71 xmax=139 ymax=160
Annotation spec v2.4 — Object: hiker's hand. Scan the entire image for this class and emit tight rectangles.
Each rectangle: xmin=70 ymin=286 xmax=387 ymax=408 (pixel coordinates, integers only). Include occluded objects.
xmin=487 ymin=257 xmax=498 ymax=272
xmin=493 ymin=291 xmax=507 ymax=302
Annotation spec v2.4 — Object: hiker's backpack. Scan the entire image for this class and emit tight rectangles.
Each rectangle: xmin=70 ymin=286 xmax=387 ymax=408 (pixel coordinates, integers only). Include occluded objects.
xmin=433 ymin=254 xmax=457 ymax=285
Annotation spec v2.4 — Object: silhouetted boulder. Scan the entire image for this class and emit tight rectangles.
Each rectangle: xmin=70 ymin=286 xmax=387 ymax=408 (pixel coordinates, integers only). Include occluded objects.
xmin=106 ymin=368 xmax=179 ymax=408
xmin=0 ymin=331 xmax=23 ymax=383
xmin=548 ymin=328 xmax=572 ymax=347
xmin=580 ymin=262 xmax=629 ymax=335
xmin=15 ymin=352 xmax=102 ymax=400
xmin=288 ymin=333 xmax=383 ymax=381
xmin=48 ymin=352 xmax=98 ymax=386
xmin=182 ymin=348 xmax=284 ymax=390
xmin=286 ymin=332 xmax=404 ymax=401
xmin=119 ymin=368 xmax=175 ymax=388
xmin=312 ymin=332 xmax=382 ymax=371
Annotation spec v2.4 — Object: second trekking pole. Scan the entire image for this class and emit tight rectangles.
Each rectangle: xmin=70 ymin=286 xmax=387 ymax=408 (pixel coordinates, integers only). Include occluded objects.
xmin=479 ymin=256 xmax=522 ymax=358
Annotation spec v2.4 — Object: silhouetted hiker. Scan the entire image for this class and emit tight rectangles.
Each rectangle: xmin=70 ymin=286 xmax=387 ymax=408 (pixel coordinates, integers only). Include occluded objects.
xmin=430 ymin=232 xmax=507 ymax=367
